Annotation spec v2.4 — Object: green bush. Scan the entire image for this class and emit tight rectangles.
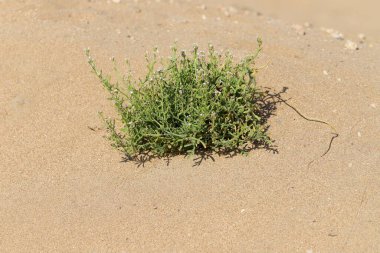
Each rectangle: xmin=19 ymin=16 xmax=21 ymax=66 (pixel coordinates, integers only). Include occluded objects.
xmin=86 ymin=39 xmax=272 ymax=159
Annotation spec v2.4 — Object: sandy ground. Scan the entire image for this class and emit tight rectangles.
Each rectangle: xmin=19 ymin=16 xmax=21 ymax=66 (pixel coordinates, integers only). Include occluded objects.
xmin=1 ymin=0 xmax=379 ymax=252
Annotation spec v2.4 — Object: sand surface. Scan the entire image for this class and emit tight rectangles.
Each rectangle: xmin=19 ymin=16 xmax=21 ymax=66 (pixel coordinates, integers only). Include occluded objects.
xmin=1 ymin=0 xmax=379 ymax=252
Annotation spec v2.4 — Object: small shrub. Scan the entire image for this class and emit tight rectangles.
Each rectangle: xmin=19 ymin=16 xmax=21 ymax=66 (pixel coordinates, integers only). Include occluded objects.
xmin=86 ymin=39 xmax=272 ymax=159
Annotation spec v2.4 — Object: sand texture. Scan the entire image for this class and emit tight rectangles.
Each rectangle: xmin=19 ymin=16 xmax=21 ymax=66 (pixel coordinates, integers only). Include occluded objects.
xmin=1 ymin=0 xmax=379 ymax=252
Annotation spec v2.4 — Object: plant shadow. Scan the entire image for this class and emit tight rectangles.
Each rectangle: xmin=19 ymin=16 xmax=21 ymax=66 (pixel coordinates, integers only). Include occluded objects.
xmin=121 ymin=87 xmax=289 ymax=167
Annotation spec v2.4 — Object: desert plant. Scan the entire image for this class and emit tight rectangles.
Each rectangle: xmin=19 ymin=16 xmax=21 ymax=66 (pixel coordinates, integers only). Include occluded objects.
xmin=86 ymin=39 xmax=272 ymax=159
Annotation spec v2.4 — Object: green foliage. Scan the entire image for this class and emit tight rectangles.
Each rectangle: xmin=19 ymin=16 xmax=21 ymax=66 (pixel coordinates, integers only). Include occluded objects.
xmin=86 ymin=39 xmax=272 ymax=159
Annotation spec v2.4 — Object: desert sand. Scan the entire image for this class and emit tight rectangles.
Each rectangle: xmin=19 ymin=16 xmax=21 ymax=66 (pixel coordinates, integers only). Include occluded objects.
xmin=1 ymin=0 xmax=379 ymax=252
